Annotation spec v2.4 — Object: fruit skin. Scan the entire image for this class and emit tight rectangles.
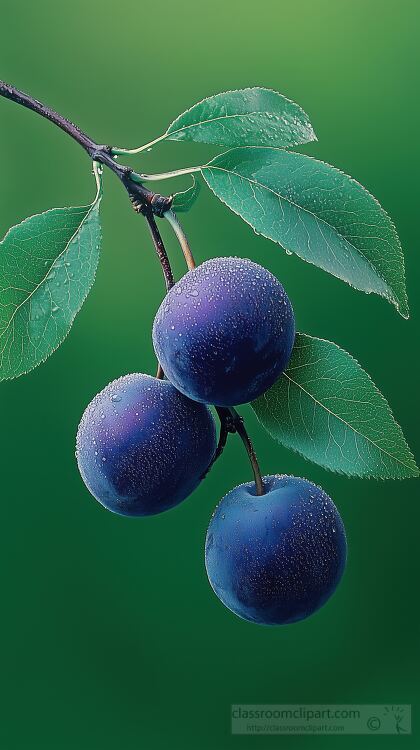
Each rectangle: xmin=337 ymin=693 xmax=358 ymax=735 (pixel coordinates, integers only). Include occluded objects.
xmin=76 ymin=373 xmax=216 ymax=517
xmin=152 ymin=257 xmax=295 ymax=406
xmin=205 ymin=475 xmax=347 ymax=625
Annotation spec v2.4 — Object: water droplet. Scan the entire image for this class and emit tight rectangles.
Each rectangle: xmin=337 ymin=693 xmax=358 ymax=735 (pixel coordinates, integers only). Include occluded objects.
xmin=111 ymin=394 xmax=121 ymax=403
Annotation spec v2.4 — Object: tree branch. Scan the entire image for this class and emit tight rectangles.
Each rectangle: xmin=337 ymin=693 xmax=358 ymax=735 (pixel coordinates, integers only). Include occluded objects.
xmin=0 ymin=80 xmax=172 ymax=216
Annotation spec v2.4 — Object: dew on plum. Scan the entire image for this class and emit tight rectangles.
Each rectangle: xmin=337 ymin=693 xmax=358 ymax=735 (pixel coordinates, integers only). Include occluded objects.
xmin=76 ymin=373 xmax=217 ymax=516
xmin=205 ymin=475 xmax=347 ymax=625
xmin=152 ymin=257 xmax=295 ymax=406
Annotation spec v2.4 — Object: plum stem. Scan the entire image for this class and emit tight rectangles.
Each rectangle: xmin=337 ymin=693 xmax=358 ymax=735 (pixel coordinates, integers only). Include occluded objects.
xmin=143 ymin=210 xmax=175 ymax=292
xmin=200 ymin=409 xmax=230 ymax=480
xmin=228 ymin=408 xmax=265 ymax=496
xmin=141 ymin=211 xmax=174 ymax=377
xmin=164 ymin=210 xmax=196 ymax=271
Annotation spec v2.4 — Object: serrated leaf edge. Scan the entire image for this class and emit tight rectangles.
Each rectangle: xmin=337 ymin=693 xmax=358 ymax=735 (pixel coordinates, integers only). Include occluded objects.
xmin=165 ymin=87 xmax=317 ymax=146
xmin=252 ymin=333 xmax=419 ymax=479
xmin=202 ymin=147 xmax=409 ymax=318
xmin=0 ymin=194 xmax=102 ymax=381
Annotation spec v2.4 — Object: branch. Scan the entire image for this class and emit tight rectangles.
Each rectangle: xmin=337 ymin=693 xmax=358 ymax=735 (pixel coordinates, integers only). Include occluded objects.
xmin=140 ymin=210 xmax=175 ymax=379
xmin=143 ymin=210 xmax=175 ymax=292
xmin=0 ymin=80 xmax=172 ymax=216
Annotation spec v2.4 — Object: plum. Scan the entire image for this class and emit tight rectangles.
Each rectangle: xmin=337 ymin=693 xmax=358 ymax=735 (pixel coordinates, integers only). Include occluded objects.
xmin=76 ymin=373 xmax=216 ymax=516
xmin=152 ymin=257 xmax=295 ymax=406
xmin=205 ymin=475 xmax=347 ymax=625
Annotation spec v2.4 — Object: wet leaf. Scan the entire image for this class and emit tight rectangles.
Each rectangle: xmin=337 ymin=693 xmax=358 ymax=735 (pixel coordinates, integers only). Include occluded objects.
xmin=252 ymin=333 xmax=418 ymax=478
xmin=165 ymin=88 xmax=316 ymax=148
xmin=203 ymin=148 xmax=408 ymax=317
xmin=0 ymin=181 xmax=102 ymax=380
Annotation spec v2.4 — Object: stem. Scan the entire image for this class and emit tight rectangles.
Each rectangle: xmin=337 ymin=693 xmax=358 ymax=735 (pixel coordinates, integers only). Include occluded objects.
xmin=142 ymin=210 xmax=174 ymax=378
xmin=164 ymin=210 xmax=196 ymax=271
xmin=0 ymin=80 xmax=172 ymax=217
xmin=92 ymin=161 xmax=103 ymax=198
xmin=140 ymin=166 xmax=202 ymax=181
xmin=201 ymin=407 xmax=230 ymax=480
xmin=227 ymin=408 xmax=265 ymax=496
xmin=143 ymin=210 xmax=175 ymax=292
xmin=112 ymin=134 xmax=168 ymax=156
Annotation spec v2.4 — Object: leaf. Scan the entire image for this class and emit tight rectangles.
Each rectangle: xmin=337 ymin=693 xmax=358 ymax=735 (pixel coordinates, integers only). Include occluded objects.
xmin=251 ymin=333 xmax=418 ymax=479
xmin=171 ymin=176 xmax=201 ymax=212
xmin=0 ymin=183 xmax=102 ymax=381
xmin=202 ymin=148 xmax=408 ymax=317
xmin=165 ymin=88 xmax=316 ymax=148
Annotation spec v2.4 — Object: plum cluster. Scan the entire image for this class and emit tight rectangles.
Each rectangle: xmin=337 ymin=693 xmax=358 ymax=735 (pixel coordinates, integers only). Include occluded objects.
xmin=77 ymin=257 xmax=347 ymax=625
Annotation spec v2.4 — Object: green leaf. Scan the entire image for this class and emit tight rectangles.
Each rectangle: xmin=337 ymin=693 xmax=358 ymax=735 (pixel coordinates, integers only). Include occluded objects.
xmin=202 ymin=148 xmax=408 ymax=317
xmin=171 ymin=176 xmax=201 ymax=212
xmin=251 ymin=333 xmax=418 ymax=479
xmin=0 ymin=184 xmax=102 ymax=381
xmin=165 ymin=88 xmax=316 ymax=148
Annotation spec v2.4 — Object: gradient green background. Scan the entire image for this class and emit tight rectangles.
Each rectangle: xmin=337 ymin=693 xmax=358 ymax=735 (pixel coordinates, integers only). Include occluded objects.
xmin=1 ymin=1 xmax=419 ymax=747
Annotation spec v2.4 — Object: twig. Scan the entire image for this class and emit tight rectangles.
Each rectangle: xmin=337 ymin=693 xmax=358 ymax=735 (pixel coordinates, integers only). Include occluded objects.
xmin=0 ymin=80 xmax=172 ymax=217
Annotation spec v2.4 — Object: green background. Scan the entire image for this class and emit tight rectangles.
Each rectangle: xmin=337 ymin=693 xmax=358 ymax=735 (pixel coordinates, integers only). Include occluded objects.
xmin=1 ymin=0 xmax=419 ymax=747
